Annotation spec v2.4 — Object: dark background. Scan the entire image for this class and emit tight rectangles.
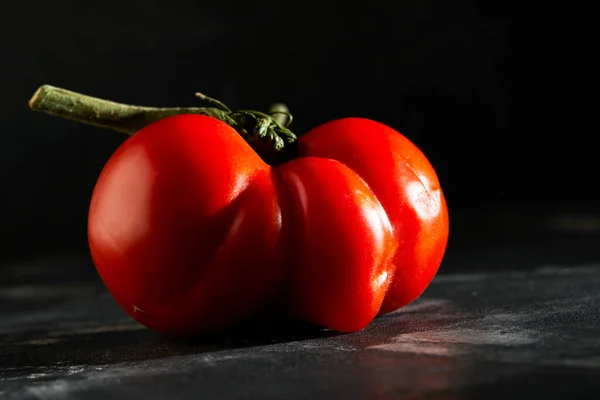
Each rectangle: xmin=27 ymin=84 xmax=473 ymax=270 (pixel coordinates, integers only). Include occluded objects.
xmin=0 ymin=0 xmax=597 ymax=264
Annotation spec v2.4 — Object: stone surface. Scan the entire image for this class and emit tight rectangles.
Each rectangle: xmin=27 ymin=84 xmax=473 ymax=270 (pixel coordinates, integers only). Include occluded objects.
xmin=2 ymin=208 xmax=600 ymax=399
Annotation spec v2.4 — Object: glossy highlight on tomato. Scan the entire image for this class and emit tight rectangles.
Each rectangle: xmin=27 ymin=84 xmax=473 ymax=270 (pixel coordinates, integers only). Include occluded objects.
xmin=87 ymin=114 xmax=449 ymax=335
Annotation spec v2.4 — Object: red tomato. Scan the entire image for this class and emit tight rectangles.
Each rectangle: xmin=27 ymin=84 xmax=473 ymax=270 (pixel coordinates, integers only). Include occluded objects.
xmin=88 ymin=114 xmax=448 ymax=335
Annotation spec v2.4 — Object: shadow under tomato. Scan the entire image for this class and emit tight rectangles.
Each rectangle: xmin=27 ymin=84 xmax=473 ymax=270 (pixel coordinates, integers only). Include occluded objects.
xmin=0 ymin=317 xmax=342 ymax=376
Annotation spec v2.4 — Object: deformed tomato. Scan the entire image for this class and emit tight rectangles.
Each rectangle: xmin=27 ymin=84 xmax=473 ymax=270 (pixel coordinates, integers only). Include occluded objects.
xmin=87 ymin=114 xmax=449 ymax=335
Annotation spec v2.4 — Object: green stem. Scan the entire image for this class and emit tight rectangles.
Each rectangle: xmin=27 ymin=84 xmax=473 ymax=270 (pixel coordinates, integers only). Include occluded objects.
xmin=28 ymin=85 xmax=297 ymax=163
xmin=29 ymin=85 xmax=214 ymax=135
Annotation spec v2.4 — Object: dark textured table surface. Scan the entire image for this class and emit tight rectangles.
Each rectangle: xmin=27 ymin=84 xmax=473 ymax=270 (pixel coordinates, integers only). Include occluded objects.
xmin=2 ymin=206 xmax=600 ymax=399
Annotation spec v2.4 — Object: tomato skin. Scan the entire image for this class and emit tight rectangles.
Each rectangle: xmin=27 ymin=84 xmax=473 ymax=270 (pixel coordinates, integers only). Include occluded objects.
xmin=88 ymin=114 xmax=448 ymax=335
xmin=298 ymin=118 xmax=449 ymax=313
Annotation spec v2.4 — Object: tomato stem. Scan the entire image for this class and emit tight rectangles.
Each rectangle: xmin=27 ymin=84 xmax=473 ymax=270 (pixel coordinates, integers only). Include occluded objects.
xmin=268 ymin=103 xmax=292 ymax=127
xmin=28 ymin=85 xmax=297 ymax=163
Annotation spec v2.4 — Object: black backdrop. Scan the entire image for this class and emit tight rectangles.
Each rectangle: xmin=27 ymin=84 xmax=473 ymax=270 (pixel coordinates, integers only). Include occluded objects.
xmin=1 ymin=1 xmax=597 ymax=262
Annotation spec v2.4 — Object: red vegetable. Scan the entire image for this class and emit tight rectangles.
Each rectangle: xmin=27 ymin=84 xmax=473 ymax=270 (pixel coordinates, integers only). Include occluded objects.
xmin=88 ymin=115 xmax=448 ymax=335
xmin=28 ymin=85 xmax=449 ymax=335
